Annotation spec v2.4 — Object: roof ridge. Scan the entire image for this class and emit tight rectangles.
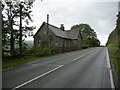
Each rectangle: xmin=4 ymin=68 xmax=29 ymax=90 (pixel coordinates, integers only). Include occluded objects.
xmin=43 ymin=22 xmax=80 ymax=40
xmin=44 ymin=22 xmax=62 ymax=30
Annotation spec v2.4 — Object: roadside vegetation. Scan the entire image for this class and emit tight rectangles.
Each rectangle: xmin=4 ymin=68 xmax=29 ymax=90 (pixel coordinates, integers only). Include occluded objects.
xmin=3 ymin=46 xmax=54 ymax=69
xmin=107 ymin=40 xmax=120 ymax=78
xmin=71 ymin=24 xmax=100 ymax=48
xmin=106 ymin=12 xmax=120 ymax=80
xmin=2 ymin=1 xmax=37 ymax=69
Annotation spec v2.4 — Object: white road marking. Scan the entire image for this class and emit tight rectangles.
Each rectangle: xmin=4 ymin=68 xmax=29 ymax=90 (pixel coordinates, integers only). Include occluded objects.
xmin=106 ymin=48 xmax=115 ymax=89
xmin=72 ymin=50 xmax=96 ymax=62
xmin=10 ymin=49 xmax=96 ymax=89
xmin=89 ymin=50 xmax=94 ymax=54
xmin=11 ymin=65 xmax=63 ymax=90
xmin=72 ymin=55 xmax=84 ymax=61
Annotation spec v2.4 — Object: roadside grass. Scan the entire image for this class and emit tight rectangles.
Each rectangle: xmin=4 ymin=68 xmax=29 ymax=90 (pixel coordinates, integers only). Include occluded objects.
xmin=107 ymin=40 xmax=120 ymax=79
xmin=2 ymin=56 xmax=47 ymax=69
xmin=2 ymin=46 xmax=100 ymax=70
xmin=2 ymin=46 xmax=54 ymax=69
xmin=2 ymin=52 xmax=61 ymax=69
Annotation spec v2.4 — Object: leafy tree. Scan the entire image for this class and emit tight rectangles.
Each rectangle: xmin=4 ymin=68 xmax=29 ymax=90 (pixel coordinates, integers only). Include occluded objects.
xmin=71 ymin=24 xmax=100 ymax=47
xmin=2 ymin=2 xmax=11 ymax=56
xmin=18 ymin=1 xmax=35 ymax=55
xmin=116 ymin=12 xmax=120 ymax=34
xmin=2 ymin=1 xmax=35 ymax=56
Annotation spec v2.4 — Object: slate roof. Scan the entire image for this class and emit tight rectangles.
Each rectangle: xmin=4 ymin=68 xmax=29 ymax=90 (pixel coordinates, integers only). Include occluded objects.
xmin=65 ymin=30 xmax=79 ymax=39
xmin=34 ymin=22 xmax=80 ymax=40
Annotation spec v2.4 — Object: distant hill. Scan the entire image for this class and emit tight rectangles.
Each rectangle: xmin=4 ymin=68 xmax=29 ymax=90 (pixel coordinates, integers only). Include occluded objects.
xmin=14 ymin=40 xmax=34 ymax=49
xmin=24 ymin=40 xmax=34 ymax=48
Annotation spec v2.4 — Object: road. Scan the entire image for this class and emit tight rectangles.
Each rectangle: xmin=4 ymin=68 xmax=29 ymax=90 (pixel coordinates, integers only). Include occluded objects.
xmin=3 ymin=47 xmax=112 ymax=89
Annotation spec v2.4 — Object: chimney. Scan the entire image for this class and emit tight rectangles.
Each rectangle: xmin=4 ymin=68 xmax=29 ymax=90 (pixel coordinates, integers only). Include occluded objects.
xmin=60 ymin=24 xmax=65 ymax=30
xmin=47 ymin=14 xmax=49 ymax=24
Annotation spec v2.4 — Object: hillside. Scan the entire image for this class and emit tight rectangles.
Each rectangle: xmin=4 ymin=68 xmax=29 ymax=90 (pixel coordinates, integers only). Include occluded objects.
xmin=24 ymin=40 xmax=34 ymax=48
xmin=14 ymin=40 xmax=34 ymax=48
xmin=106 ymin=12 xmax=120 ymax=80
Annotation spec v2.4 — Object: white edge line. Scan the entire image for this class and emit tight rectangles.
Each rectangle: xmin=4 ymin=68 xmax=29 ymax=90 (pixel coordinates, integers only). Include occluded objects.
xmin=106 ymin=48 xmax=115 ymax=89
xmin=11 ymin=65 xmax=63 ymax=90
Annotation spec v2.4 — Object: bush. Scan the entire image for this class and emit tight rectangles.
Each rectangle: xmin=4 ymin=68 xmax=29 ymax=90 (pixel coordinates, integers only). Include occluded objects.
xmin=107 ymin=40 xmax=120 ymax=80
xmin=28 ymin=46 xmax=52 ymax=57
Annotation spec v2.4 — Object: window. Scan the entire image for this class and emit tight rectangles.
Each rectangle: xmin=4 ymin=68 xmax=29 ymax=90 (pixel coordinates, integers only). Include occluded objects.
xmin=60 ymin=44 xmax=62 ymax=47
xmin=49 ymin=35 xmax=53 ymax=46
xmin=65 ymin=43 xmax=66 ymax=47
xmin=44 ymin=31 xmax=46 ymax=35
xmin=78 ymin=36 xmax=81 ymax=40
xmin=37 ymin=36 xmax=41 ymax=47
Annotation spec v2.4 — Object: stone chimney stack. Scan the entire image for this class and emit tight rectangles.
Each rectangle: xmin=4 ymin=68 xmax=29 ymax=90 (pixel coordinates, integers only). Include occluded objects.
xmin=60 ymin=24 xmax=65 ymax=30
xmin=47 ymin=14 xmax=49 ymax=24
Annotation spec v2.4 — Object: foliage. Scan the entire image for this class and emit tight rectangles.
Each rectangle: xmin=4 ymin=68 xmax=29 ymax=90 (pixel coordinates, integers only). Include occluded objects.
xmin=116 ymin=12 xmax=120 ymax=34
xmin=28 ymin=46 xmax=52 ymax=57
xmin=107 ymin=40 xmax=120 ymax=79
xmin=71 ymin=24 xmax=100 ymax=47
xmin=3 ymin=46 xmax=53 ymax=69
xmin=88 ymin=38 xmax=100 ymax=47
xmin=3 ymin=56 xmax=43 ymax=69
xmin=107 ymin=12 xmax=120 ymax=80
xmin=2 ymin=1 xmax=35 ymax=57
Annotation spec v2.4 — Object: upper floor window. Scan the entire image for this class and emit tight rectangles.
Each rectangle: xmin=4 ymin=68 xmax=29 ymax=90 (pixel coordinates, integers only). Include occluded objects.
xmin=44 ymin=31 xmax=47 ymax=35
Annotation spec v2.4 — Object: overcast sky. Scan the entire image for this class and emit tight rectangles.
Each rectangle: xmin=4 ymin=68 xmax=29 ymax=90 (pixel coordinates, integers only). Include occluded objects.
xmin=27 ymin=0 xmax=119 ymax=45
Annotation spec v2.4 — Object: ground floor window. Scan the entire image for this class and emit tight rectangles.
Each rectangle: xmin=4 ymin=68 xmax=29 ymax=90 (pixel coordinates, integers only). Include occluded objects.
xmin=37 ymin=36 xmax=41 ymax=47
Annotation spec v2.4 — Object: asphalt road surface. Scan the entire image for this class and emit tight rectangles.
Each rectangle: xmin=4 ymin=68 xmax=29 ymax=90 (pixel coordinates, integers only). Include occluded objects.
xmin=3 ymin=47 xmax=112 ymax=89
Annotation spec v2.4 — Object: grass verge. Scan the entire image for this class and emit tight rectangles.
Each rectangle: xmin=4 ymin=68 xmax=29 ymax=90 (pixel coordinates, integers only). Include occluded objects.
xmin=107 ymin=40 xmax=120 ymax=80
xmin=2 ymin=56 xmax=46 ymax=69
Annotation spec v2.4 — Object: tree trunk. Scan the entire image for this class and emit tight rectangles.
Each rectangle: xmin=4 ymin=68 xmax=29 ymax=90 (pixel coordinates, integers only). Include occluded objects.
xmin=9 ymin=3 xmax=15 ymax=56
xmin=19 ymin=4 xmax=22 ymax=56
xmin=10 ymin=22 xmax=14 ymax=56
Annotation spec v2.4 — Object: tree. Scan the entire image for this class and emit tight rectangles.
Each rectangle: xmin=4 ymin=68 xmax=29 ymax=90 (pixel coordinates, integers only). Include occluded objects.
xmin=116 ymin=12 xmax=120 ymax=34
xmin=17 ymin=1 xmax=35 ymax=55
xmin=4 ymin=1 xmax=16 ymax=55
xmin=71 ymin=24 xmax=100 ymax=47
xmin=2 ymin=2 xmax=11 ymax=56
xmin=2 ymin=1 xmax=35 ymax=56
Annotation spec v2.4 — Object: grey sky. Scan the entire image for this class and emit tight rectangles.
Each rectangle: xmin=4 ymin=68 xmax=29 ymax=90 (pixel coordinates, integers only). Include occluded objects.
xmin=27 ymin=0 xmax=118 ymax=45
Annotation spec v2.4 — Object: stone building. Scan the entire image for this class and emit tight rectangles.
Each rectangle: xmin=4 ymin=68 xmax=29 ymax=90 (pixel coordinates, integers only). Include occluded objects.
xmin=33 ymin=22 xmax=82 ymax=52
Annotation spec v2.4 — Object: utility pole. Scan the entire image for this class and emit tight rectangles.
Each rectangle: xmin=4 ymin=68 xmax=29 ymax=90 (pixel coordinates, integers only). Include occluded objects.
xmin=19 ymin=3 xmax=23 ymax=56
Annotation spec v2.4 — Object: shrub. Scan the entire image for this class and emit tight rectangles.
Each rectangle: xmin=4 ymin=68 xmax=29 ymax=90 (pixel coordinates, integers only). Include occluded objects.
xmin=28 ymin=46 xmax=52 ymax=57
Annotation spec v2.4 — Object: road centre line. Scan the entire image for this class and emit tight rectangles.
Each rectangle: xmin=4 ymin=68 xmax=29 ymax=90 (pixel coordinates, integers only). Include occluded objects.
xmin=11 ymin=65 xmax=63 ymax=90
xmin=13 ymin=50 xmax=94 ymax=89
xmin=72 ymin=50 xmax=96 ymax=62
xmin=72 ymin=55 xmax=84 ymax=61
